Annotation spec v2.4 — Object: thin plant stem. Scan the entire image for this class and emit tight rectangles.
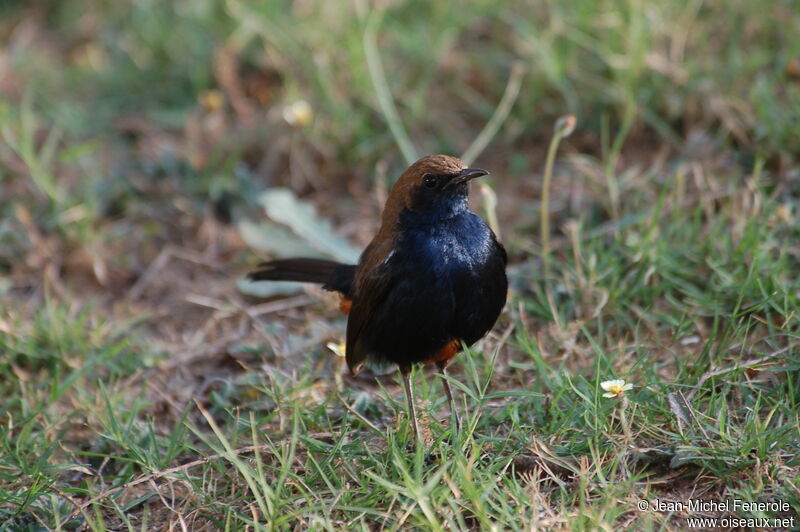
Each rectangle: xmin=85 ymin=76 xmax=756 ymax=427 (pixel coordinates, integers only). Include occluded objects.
xmin=461 ymin=62 xmax=526 ymax=166
xmin=603 ymin=98 xmax=635 ymax=220
xmin=363 ymin=8 xmax=418 ymax=165
xmin=540 ymin=115 xmax=576 ymax=280
xmin=479 ymin=183 xmax=501 ymax=240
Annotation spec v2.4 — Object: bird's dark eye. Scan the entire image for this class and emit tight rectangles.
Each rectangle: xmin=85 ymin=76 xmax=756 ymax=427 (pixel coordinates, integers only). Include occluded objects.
xmin=423 ymin=174 xmax=438 ymax=188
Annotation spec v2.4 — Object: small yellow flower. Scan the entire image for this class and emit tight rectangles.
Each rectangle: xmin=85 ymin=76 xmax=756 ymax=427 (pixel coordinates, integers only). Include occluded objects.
xmin=775 ymin=204 xmax=793 ymax=224
xmin=283 ymin=100 xmax=313 ymax=127
xmin=601 ymin=379 xmax=633 ymax=398
xmin=200 ymin=90 xmax=224 ymax=111
xmin=326 ymin=341 xmax=346 ymax=358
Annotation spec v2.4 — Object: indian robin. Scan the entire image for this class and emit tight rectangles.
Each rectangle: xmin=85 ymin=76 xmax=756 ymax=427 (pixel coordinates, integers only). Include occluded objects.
xmin=249 ymin=154 xmax=507 ymax=444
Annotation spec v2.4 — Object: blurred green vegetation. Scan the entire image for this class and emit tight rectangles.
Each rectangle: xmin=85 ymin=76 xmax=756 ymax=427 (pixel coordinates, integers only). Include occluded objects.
xmin=3 ymin=0 xmax=799 ymax=171
xmin=2 ymin=0 xmax=797 ymax=270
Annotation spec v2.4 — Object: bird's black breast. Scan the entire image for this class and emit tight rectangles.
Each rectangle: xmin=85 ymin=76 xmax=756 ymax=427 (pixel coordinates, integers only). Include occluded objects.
xmin=355 ymin=212 xmax=507 ymax=366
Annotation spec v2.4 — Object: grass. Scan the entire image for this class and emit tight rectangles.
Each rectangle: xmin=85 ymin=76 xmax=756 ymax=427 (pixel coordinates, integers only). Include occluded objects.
xmin=1 ymin=0 xmax=799 ymax=529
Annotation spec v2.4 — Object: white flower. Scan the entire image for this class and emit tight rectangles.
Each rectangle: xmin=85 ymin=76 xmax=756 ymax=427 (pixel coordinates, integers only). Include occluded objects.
xmin=601 ymin=379 xmax=633 ymax=398
xmin=283 ymin=100 xmax=313 ymax=127
xmin=326 ymin=341 xmax=346 ymax=358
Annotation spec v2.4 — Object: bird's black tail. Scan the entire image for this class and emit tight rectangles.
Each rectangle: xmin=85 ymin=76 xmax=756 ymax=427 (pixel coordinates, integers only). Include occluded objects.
xmin=248 ymin=258 xmax=356 ymax=298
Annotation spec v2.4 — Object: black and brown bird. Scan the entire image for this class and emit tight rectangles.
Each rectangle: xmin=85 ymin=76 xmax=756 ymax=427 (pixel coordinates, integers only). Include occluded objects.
xmin=248 ymin=154 xmax=507 ymax=442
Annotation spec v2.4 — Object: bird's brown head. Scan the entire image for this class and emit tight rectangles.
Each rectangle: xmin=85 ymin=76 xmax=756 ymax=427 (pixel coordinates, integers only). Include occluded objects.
xmin=382 ymin=154 xmax=489 ymax=225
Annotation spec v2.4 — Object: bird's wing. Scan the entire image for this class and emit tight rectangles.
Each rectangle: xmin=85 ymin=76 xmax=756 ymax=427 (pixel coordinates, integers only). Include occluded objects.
xmin=345 ymin=238 xmax=396 ymax=374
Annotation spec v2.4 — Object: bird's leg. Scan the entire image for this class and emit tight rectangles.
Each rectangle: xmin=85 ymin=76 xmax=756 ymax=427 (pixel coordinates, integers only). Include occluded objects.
xmin=437 ymin=360 xmax=462 ymax=433
xmin=400 ymin=365 xmax=420 ymax=445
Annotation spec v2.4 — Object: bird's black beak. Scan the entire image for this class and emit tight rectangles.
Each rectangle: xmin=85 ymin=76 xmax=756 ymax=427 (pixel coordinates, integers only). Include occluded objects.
xmin=447 ymin=167 xmax=489 ymax=187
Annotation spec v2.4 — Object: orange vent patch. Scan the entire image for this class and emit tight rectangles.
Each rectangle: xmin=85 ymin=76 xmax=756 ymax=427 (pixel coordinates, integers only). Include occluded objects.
xmin=425 ymin=339 xmax=461 ymax=364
